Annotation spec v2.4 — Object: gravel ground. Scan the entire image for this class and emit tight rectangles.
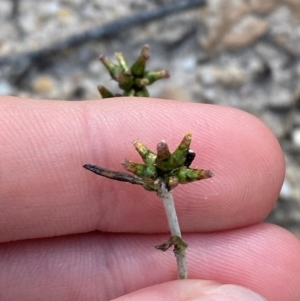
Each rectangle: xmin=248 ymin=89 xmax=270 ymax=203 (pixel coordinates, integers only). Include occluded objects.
xmin=1 ymin=0 xmax=300 ymax=237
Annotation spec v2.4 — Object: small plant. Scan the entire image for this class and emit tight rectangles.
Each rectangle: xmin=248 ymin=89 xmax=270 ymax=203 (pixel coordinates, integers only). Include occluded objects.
xmin=83 ymin=45 xmax=214 ymax=279
xmin=97 ymin=44 xmax=170 ymax=98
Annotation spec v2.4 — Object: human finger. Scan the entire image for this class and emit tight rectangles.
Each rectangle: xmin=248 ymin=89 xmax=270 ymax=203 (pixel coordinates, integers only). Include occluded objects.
xmin=112 ymin=281 xmax=267 ymax=301
xmin=0 ymin=224 xmax=298 ymax=300
xmin=0 ymin=96 xmax=284 ymax=242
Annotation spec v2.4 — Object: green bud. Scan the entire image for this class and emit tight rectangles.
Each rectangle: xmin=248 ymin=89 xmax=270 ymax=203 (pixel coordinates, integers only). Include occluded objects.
xmin=134 ymin=88 xmax=149 ymax=97
xmin=174 ymin=166 xmax=213 ymax=184
xmin=114 ymin=52 xmax=129 ymax=72
xmin=122 ymin=159 xmax=157 ymax=179
xmin=171 ymin=132 xmax=192 ymax=168
xmin=97 ymin=85 xmax=114 ymax=98
xmin=166 ymin=176 xmax=179 ymax=190
xmin=124 ymin=89 xmax=135 ymax=96
xmin=134 ymin=78 xmax=149 ymax=88
xmin=99 ymin=54 xmax=122 ymax=78
xmin=130 ymin=44 xmax=150 ymax=77
xmin=133 ymin=140 xmax=157 ymax=165
xmin=144 ymin=70 xmax=170 ymax=85
xmin=114 ymin=73 xmax=133 ymax=91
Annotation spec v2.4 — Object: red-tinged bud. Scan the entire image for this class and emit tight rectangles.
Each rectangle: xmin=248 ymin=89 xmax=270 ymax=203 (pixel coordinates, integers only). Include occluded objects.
xmin=175 ymin=167 xmax=214 ymax=184
xmin=156 ymin=141 xmax=173 ymax=171
xmin=133 ymin=140 xmax=156 ymax=165
xmin=85 ymin=131 xmax=213 ymax=194
xmin=122 ymin=159 xmax=157 ymax=179
xmin=157 ymin=141 xmax=171 ymax=160
xmin=114 ymin=73 xmax=133 ymax=90
xmin=144 ymin=70 xmax=170 ymax=85
xmin=97 ymin=85 xmax=114 ymax=98
xmin=204 ymin=170 xmax=214 ymax=178
xmin=130 ymin=44 xmax=150 ymax=76
xmin=99 ymin=54 xmax=121 ymax=78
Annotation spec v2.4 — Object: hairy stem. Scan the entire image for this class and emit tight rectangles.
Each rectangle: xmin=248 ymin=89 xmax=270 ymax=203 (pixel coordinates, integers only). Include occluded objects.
xmin=157 ymin=182 xmax=188 ymax=279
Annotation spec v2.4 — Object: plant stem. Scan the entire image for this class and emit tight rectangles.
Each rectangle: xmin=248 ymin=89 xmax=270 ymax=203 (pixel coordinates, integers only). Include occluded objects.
xmin=83 ymin=164 xmax=144 ymax=185
xmin=157 ymin=182 xmax=188 ymax=279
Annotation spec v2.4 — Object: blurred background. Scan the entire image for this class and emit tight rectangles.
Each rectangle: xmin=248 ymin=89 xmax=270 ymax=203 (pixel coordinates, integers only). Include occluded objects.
xmin=0 ymin=0 xmax=299 ymax=236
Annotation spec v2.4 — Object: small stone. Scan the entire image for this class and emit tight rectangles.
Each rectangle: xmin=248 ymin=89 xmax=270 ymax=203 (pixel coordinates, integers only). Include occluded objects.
xmin=88 ymin=60 xmax=102 ymax=75
xmin=31 ymin=75 xmax=56 ymax=95
xmin=19 ymin=14 xmax=37 ymax=34
xmin=282 ymin=0 xmax=300 ymax=9
xmin=268 ymin=89 xmax=294 ymax=109
xmin=292 ymin=128 xmax=300 ymax=147
xmin=150 ymin=14 xmax=196 ymax=44
xmin=198 ymin=67 xmax=219 ymax=85
xmin=280 ymin=179 xmax=292 ymax=199
xmin=159 ymin=86 xmax=189 ymax=102
xmin=182 ymin=57 xmax=197 ymax=71
xmin=249 ymin=0 xmax=276 ymax=15
xmin=199 ymin=0 xmax=250 ymax=52
xmin=42 ymin=2 xmax=60 ymax=16
xmin=223 ymin=16 xmax=269 ymax=50
xmin=198 ymin=65 xmax=246 ymax=87
xmin=0 ymin=80 xmax=15 ymax=95
xmin=57 ymin=7 xmax=72 ymax=22
xmin=218 ymin=65 xmax=246 ymax=87
xmin=282 ymin=0 xmax=300 ymax=17
xmin=293 ymin=113 xmax=300 ymax=126
xmin=0 ymin=43 xmax=12 ymax=56
xmin=201 ymin=88 xmax=217 ymax=103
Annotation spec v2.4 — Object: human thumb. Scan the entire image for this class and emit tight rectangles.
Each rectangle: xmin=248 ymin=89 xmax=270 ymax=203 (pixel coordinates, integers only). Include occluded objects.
xmin=112 ymin=280 xmax=267 ymax=301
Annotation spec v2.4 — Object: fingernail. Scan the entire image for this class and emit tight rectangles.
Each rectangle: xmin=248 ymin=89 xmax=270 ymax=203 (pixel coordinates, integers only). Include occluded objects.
xmin=193 ymin=284 xmax=267 ymax=301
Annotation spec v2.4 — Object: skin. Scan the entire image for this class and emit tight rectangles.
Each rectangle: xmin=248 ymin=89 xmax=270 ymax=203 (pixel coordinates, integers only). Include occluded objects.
xmin=0 ymin=96 xmax=299 ymax=301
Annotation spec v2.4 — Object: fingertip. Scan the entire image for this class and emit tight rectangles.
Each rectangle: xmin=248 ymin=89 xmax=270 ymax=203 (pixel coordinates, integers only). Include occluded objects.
xmin=123 ymin=100 xmax=284 ymax=231
xmin=112 ymin=280 xmax=266 ymax=301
